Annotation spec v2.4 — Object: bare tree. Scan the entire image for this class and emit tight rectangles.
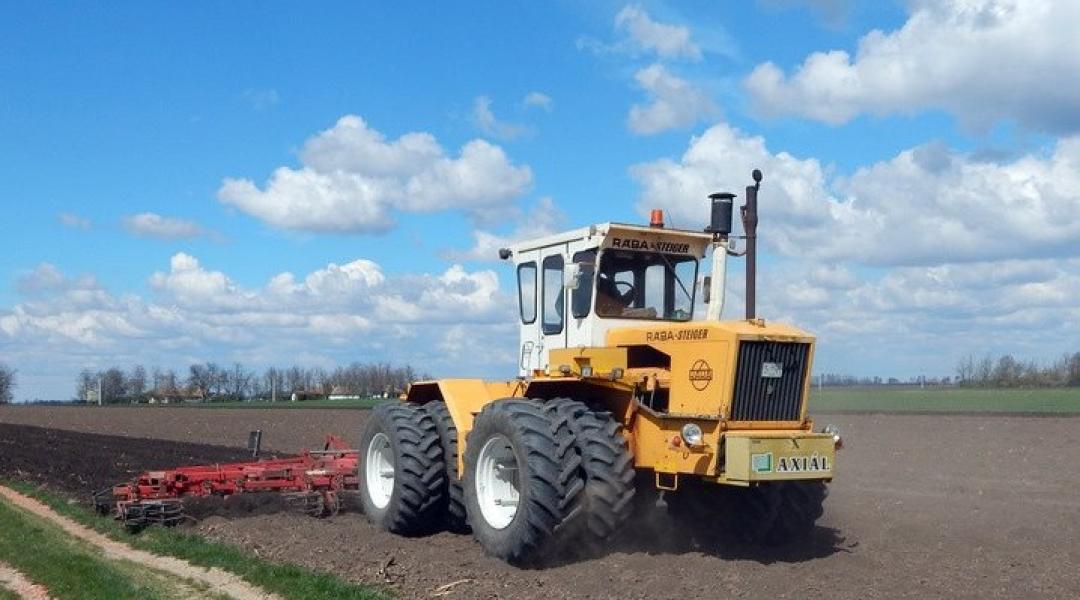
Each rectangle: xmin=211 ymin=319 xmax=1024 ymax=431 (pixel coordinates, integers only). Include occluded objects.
xmin=0 ymin=363 xmax=15 ymax=404
xmin=100 ymin=367 xmax=126 ymax=403
xmin=226 ymin=362 xmax=252 ymax=400
xmin=127 ymin=365 xmax=147 ymax=400
xmin=187 ymin=364 xmax=212 ymax=397
xmin=75 ymin=369 xmax=96 ymax=402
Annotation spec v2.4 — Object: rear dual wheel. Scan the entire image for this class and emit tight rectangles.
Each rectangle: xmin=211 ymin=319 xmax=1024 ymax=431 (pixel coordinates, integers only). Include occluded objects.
xmin=357 ymin=402 xmax=446 ymax=535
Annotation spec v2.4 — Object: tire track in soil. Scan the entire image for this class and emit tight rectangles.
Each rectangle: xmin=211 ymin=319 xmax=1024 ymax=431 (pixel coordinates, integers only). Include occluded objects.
xmin=0 ymin=486 xmax=279 ymax=600
xmin=0 ymin=561 xmax=51 ymax=600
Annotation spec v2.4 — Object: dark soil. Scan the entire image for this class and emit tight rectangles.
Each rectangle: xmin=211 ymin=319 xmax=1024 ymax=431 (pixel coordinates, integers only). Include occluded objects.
xmin=2 ymin=407 xmax=1079 ymax=599
xmin=0 ymin=423 xmax=252 ymax=495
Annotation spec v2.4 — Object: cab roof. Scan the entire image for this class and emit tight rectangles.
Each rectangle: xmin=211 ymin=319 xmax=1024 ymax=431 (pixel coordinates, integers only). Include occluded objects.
xmin=504 ymin=222 xmax=713 ymax=256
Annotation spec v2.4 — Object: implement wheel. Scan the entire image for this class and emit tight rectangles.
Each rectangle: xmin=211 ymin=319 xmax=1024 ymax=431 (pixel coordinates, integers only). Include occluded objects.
xmin=357 ymin=403 xmax=446 ymax=535
xmin=464 ymin=400 xmax=580 ymax=565
xmin=544 ymin=398 xmax=635 ymax=553
xmin=423 ymin=401 xmax=469 ymax=532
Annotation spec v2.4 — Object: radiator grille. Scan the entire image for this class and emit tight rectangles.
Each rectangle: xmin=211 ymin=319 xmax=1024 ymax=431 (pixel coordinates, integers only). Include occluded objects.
xmin=730 ymin=341 xmax=809 ymax=421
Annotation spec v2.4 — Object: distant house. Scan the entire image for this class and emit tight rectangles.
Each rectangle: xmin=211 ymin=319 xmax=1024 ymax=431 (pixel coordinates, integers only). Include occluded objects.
xmin=146 ymin=389 xmax=205 ymax=404
xmin=328 ymin=385 xmax=362 ymax=401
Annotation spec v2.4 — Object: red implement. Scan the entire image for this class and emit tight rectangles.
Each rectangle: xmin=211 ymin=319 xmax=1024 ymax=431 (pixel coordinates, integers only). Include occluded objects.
xmin=96 ymin=435 xmax=359 ymax=529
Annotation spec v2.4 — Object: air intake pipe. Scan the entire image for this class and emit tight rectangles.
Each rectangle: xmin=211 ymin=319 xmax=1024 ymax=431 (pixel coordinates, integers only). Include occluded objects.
xmin=703 ymin=169 xmax=762 ymax=322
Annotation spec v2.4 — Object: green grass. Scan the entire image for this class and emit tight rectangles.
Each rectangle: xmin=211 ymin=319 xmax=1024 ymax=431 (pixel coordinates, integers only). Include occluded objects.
xmin=4 ymin=482 xmax=388 ymax=600
xmin=0 ymin=588 xmax=21 ymax=600
xmin=0 ymin=497 xmax=171 ymax=600
xmin=810 ymin=386 xmax=1080 ymax=414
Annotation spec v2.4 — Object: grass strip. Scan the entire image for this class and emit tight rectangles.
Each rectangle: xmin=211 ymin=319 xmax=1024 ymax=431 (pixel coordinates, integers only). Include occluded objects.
xmin=0 ymin=497 xmax=167 ymax=600
xmin=810 ymin=386 xmax=1080 ymax=414
xmin=5 ymin=482 xmax=388 ymax=600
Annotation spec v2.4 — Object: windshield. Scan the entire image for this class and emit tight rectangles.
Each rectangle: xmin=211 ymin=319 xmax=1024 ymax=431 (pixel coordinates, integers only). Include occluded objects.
xmin=595 ymin=249 xmax=698 ymax=321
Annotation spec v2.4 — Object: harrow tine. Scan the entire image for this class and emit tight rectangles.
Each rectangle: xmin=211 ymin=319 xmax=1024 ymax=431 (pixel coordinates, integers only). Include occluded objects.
xmin=285 ymin=492 xmax=327 ymax=517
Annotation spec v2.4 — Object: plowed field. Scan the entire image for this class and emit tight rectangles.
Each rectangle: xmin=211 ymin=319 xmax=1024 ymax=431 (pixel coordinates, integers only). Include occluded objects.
xmin=1 ymin=406 xmax=1078 ymax=599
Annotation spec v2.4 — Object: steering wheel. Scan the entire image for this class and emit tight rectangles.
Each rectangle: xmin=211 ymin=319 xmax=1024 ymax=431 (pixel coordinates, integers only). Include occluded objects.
xmin=612 ymin=279 xmax=635 ymax=302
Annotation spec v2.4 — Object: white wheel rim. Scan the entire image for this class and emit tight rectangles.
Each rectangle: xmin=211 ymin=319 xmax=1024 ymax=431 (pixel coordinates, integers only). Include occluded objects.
xmin=365 ymin=432 xmax=395 ymax=509
xmin=476 ymin=434 xmax=520 ymax=529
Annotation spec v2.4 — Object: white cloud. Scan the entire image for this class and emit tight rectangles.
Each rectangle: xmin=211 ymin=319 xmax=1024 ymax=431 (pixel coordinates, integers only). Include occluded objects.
xmin=58 ymin=212 xmax=91 ymax=230
xmin=471 ymin=96 xmax=530 ymax=141
xmin=0 ymin=255 xmax=517 ymax=399
xmin=218 ymin=115 xmax=533 ymax=233
xmin=445 ymin=197 xmax=566 ymax=262
xmin=614 ymin=5 xmax=701 ymax=61
xmin=632 ymin=123 xmax=1080 ymax=266
xmin=523 ymin=92 xmax=553 ymax=112
xmin=123 ymin=213 xmax=208 ymax=240
xmin=627 ymin=64 xmax=719 ymax=135
xmin=745 ymin=0 xmax=1080 ymax=133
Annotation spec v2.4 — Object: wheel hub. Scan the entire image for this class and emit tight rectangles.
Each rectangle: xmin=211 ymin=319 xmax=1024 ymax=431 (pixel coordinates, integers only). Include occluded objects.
xmin=476 ymin=434 xmax=520 ymax=529
xmin=365 ymin=432 xmax=395 ymax=509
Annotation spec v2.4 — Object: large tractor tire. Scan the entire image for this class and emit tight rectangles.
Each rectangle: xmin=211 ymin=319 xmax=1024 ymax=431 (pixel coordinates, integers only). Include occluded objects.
xmin=357 ymin=402 xmax=446 ymax=535
xmin=422 ymin=401 xmax=469 ymax=532
xmin=463 ymin=400 xmax=581 ymax=565
xmin=757 ymin=481 xmax=827 ymax=545
xmin=544 ymin=398 xmax=635 ymax=553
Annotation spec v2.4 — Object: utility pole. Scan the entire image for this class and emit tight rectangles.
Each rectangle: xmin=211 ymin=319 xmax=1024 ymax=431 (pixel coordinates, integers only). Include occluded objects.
xmin=271 ymin=376 xmax=277 ymax=403
xmin=97 ymin=374 xmax=103 ymax=406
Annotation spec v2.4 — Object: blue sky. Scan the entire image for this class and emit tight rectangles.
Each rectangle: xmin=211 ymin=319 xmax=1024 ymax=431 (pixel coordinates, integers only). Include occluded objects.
xmin=2 ymin=1 xmax=1079 ymax=400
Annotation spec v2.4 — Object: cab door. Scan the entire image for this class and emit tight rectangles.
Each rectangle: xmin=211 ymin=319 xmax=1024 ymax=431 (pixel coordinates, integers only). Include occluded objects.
xmin=515 ymin=251 xmax=542 ymax=375
xmin=537 ymin=246 xmax=569 ymax=372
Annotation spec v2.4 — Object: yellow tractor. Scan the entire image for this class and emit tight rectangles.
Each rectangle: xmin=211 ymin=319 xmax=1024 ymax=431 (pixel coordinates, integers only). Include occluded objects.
xmin=357 ymin=170 xmax=841 ymax=564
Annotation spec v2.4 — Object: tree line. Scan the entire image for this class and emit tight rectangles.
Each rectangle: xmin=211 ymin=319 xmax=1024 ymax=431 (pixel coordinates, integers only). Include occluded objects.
xmin=956 ymin=352 xmax=1080 ymax=388
xmin=75 ymin=362 xmax=430 ymax=404
xmin=0 ymin=362 xmax=15 ymax=404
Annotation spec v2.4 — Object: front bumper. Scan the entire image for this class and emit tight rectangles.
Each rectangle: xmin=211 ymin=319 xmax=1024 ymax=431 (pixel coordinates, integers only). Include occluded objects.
xmin=722 ymin=432 xmax=836 ymax=483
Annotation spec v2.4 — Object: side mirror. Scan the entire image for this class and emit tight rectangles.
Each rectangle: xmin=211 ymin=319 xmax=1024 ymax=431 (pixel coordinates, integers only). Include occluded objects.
xmin=564 ymin=264 xmax=582 ymax=290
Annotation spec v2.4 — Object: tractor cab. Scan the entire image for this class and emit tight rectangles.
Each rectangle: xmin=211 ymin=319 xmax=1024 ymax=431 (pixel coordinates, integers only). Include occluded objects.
xmin=503 ymin=222 xmax=713 ymax=374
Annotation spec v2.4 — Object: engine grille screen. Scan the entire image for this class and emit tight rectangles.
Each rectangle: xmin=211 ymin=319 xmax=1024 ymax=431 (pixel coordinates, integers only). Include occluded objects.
xmin=730 ymin=341 xmax=809 ymax=421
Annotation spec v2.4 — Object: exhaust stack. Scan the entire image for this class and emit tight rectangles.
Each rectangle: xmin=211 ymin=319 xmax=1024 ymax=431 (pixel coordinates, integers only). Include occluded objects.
xmin=704 ymin=169 xmax=762 ymax=322
xmin=742 ymin=169 xmax=763 ymax=320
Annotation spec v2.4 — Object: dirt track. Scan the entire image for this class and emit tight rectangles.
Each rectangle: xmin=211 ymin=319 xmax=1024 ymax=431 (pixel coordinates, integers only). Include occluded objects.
xmin=1 ymin=406 xmax=1078 ymax=599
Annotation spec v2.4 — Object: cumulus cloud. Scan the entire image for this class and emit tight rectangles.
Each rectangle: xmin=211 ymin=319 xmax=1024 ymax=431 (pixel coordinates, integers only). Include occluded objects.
xmin=58 ymin=212 xmax=91 ymax=231
xmin=628 ymin=64 xmax=719 ymax=135
xmin=218 ymin=115 xmax=533 ymax=233
xmin=614 ymin=5 xmax=701 ymax=60
xmin=0 ymin=255 xmax=516 ymax=399
xmin=444 ymin=197 xmax=566 ymax=262
xmin=745 ymin=0 xmax=1080 ymax=133
xmin=472 ymin=96 xmax=530 ymax=140
xmin=123 ymin=213 xmax=209 ymax=240
xmin=523 ymin=92 xmax=553 ymax=111
xmin=632 ymin=123 xmax=1080 ymax=265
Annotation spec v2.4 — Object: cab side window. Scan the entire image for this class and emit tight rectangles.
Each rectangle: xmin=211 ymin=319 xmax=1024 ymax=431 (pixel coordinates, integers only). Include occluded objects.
xmin=541 ymin=254 xmax=564 ymax=335
xmin=571 ymin=249 xmax=596 ymax=318
xmin=517 ymin=262 xmax=537 ymax=324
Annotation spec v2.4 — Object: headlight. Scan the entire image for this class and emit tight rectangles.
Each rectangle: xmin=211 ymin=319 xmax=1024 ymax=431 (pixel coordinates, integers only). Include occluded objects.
xmin=822 ymin=424 xmax=843 ymax=450
xmin=680 ymin=423 xmax=704 ymax=447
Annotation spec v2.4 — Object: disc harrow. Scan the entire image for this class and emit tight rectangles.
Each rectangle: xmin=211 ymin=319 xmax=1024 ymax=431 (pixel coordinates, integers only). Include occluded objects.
xmin=95 ymin=434 xmax=359 ymax=530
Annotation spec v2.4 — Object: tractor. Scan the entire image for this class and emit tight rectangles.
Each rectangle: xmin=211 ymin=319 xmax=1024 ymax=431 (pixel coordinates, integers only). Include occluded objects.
xmin=357 ymin=170 xmax=841 ymax=564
